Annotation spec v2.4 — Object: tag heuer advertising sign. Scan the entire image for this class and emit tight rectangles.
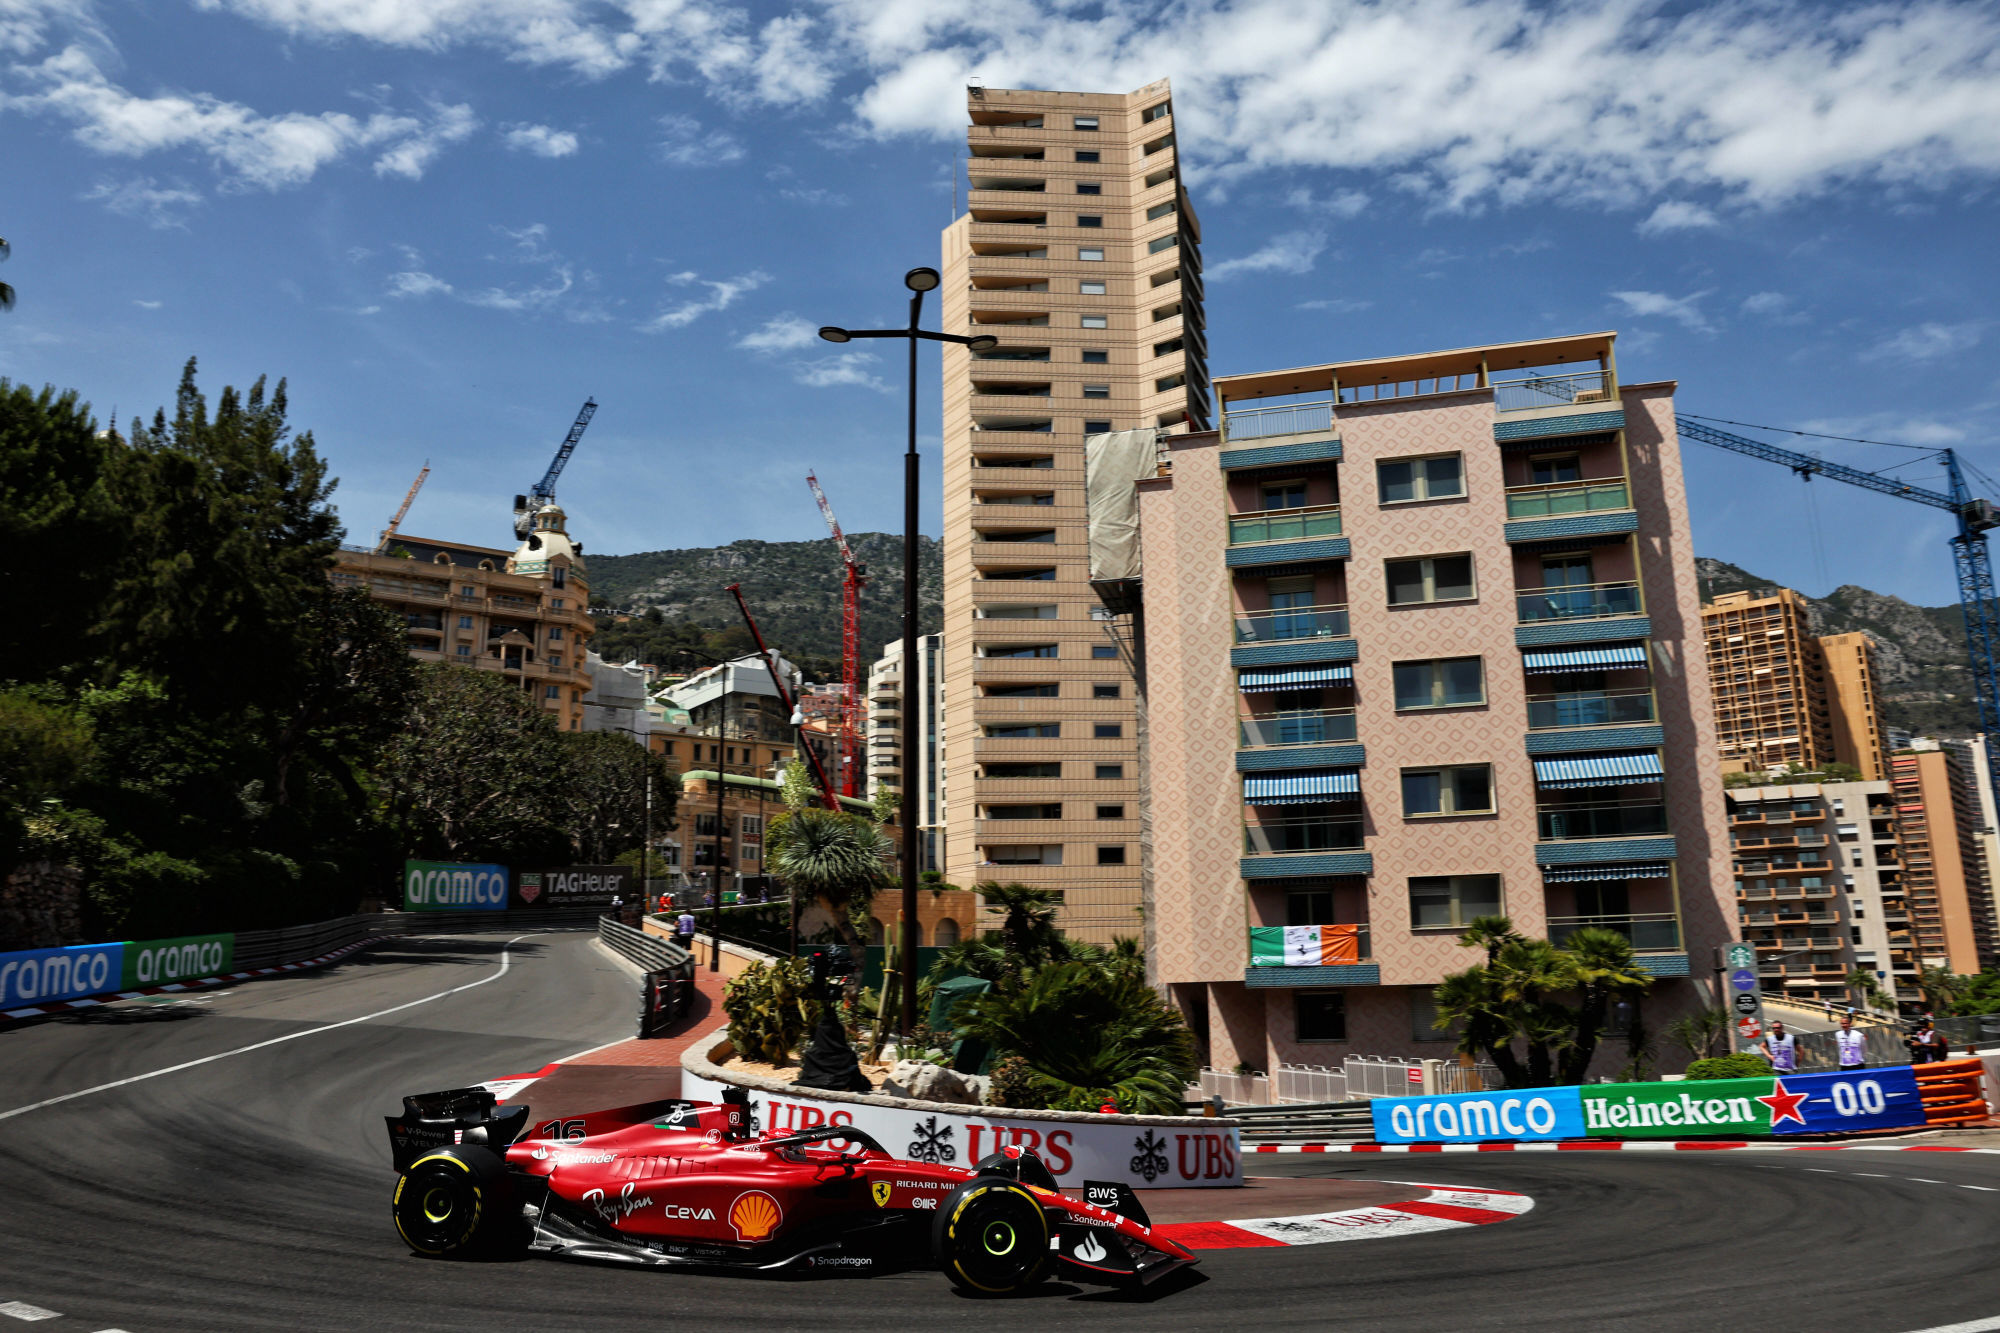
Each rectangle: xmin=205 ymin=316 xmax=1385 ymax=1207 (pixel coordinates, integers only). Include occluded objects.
xmin=515 ymin=865 xmax=630 ymax=909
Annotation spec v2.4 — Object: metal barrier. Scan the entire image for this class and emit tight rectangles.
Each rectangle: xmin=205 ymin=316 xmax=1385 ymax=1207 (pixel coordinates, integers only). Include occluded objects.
xmin=232 ymin=908 xmax=605 ymax=971
xmin=599 ymin=916 xmax=696 ymax=1039
xmin=1198 ymin=1068 xmax=1272 ymax=1105
xmin=1342 ymin=1056 xmax=1427 ymax=1099
xmin=1274 ymin=1064 xmax=1348 ymax=1104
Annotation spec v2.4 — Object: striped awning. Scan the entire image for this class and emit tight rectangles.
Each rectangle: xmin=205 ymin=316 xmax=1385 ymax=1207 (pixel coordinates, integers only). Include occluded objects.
xmin=1244 ymin=769 xmax=1359 ymax=804
xmin=1239 ymin=665 xmax=1354 ymax=692
xmin=1532 ymin=751 xmax=1664 ymax=788
xmin=1542 ymin=862 xmax=1673 ymax=883
xmin=1522 ymin=643 xmax=1649 ymax=674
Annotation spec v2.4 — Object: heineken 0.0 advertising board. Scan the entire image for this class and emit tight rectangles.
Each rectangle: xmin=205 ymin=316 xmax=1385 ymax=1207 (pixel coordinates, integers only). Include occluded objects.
xmin=403 ymin=860 xmax=509 ymax=911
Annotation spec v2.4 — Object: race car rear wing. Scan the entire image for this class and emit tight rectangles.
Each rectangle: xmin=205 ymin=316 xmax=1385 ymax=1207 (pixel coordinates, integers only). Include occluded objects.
xmin=385 ymin=1087 xmax=531 ymax=1172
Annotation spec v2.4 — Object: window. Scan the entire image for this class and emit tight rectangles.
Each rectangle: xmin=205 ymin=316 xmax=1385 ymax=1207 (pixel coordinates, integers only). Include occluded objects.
xmin=1075 ymin=150 xmax=1100 ymax=162
xmin=1286 ymin=889 xmax=1334 ymax=925
xmin=983 ymin=567 xmax=1057 ymax=580
xmin=551 ymin=598 xmax=564 ymax=609
xmin=986 ymin=682 xmax=1058 ymax=698
xmin=1092 ymin=645 xmax=1119 ymax=658
xmin=1146 ymin=201 xmax=1177 ymax=220
xmin=985 ymin=762 xmax=1062 ymax=778
xmin=741 ymin=816 xmax=763 ymax=839
xmin=1410 ymin=874 xmax=1503 ymax=929
xmin=548 ymin=626 xmax=564 ymax=640
xmin=988 ymin=845 xmax=1062 ymax=866
xmin=1386 ymin=554 xmax=1476 ymax=605
xmin=1081 ymin=314 xmax=1108 ymax=327
xmin=1148 ymin=235 xmax=1178 ymax=253
xmin=1093 ymin=684 xmax=1120 ymax=699
xmin=1401 ymin=765 xmax=1495 ymax=817
xmin=1410 ymin=990 xmax=1455 ymax=1043
xmin=982 ymin=644 xmax=1058 ymax=658
xmin=1079 ymin=280 xmax=1106 ymax=295
xmin=1530 ymin=453 xmax=1582 ymax=484
xmin=1073 ymin=116 xmax=1099 ymax=130
xmin=1095 ymin=764 xmax=1124 ymax=779
xmin=1393 ymin=657 xmax=1485 ymax=710
xmin=1295 ymin=991 xmax=1346 ymax=1042
xmin=549 ymin=654 xmax=563 ymax=668
xmin=1079 ymin=249 xmax=1105 ymax=263
xmin=987 ymin=803 xmax=1063 ymax=819
xmin=1077 ymin=215 xmax=1103 ymax=228
xmin=1097 ymin=804 xmax=1125 ymax=819
xmin=1084 ymin=420 xmax=1113 ymax=434
xmin=977 ymin=603 xmax=1058 ymax=618
xmin=455 ymin=645 xmax=471 ymax=657
xmin=552 ymin=567 xmax=566 ymax=587
xmin=1081 ymin=349 xmax=1109 ymax=363
xmin=1141 ymin=101 xmax=1170 ymax=122
xmin=1153 ymin=338 xmax=1184 ymax=356
xmin=457 ymin=615 xmax=473 ymax=629
xmin=544 ymin=685 xmax=560 ymax=698
xmin=1261 ymin=481 xmax=1308 ymax=510
xmin=1076 ymin=182 xmax=1101 ymax=195
xmin=986 ymin=723 xmax=1060 ymax=738
xmin=1092 ymin=723 xmax=1123 ymax=739
xmin=460 ymin=585 xmax=476 ymax=596
xmin=695 ymin=813 xmax=719 ymax=836
xmin=1377 ymin=455 xmax=1465 ymax=504
xmin=1083 ymin=384 xmax=1111 ymax=399
xmin=1097 ymin=846 xmax=1127 ymax=865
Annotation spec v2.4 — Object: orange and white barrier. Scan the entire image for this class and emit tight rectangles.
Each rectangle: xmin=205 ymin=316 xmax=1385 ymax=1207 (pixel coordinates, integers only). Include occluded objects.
xmin=1913 ymin=1058 xmax=1989 ymax=1127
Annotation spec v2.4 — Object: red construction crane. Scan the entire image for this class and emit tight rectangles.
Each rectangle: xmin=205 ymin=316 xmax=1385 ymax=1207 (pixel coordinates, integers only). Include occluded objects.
xmin=375 ymin=460 xmax=430 ymax=554
xmin=724 ymin=584 xmax=841 ymax=812
xmin=806 ymin=473 xmax=867 ymax=798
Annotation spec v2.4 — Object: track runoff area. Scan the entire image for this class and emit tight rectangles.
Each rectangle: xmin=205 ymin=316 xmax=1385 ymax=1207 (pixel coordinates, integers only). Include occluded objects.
xmin=0 ymin=931 xmax=1994 ymax=1333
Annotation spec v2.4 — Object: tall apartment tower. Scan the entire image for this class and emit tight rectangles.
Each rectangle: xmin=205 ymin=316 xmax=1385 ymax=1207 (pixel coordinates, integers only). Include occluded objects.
xmin=1701 ymin=589 xmax=1888 ymax=779
xmin=938 ymin=80 xmax=1209 ymax=942
xmin=1890 ymin=746 xmax=1998 ymax=973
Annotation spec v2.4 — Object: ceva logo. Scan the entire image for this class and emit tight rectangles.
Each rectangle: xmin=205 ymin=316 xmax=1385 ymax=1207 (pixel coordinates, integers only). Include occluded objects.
xmin=403 ymin=860 xmax=509 ymax=912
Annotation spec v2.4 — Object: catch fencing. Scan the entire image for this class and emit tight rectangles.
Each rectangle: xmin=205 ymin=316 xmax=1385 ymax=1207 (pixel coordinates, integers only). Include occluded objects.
xmin=1199 ymin=1057 xmax=1501 ymax=1106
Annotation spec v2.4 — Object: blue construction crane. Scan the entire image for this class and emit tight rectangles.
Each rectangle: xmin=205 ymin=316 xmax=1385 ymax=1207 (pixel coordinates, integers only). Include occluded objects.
xmin=513 ymin=398 xmax=597 ymax=538
xmin=1676 ymin=415 xmax=2000 ymax=790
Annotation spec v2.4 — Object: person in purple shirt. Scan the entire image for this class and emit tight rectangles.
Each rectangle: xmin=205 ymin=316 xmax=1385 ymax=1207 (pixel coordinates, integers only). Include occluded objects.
xmin=1835 ymin=1013 xmax=1867 ymax=1070
xmin=1762 ymin=1020 xmax=1798 ymax=1073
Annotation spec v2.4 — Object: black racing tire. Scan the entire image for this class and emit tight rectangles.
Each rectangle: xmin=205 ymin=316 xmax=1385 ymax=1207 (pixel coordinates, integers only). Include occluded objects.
xmin=932 ymin=1178 xmax=1052 ymax=1296
xmin=392 ymin=1146 xmax=515 ymax=1258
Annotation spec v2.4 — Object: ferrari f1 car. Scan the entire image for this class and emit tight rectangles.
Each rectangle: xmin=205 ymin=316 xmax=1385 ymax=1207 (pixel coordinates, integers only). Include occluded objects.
xmin=385 ymin=1084 xmax=1197 ymax=1294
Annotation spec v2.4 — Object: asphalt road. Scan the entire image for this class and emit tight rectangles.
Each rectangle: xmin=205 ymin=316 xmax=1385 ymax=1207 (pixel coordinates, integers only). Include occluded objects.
xmin=2 ymin=930 xmax=1995 ymax=1333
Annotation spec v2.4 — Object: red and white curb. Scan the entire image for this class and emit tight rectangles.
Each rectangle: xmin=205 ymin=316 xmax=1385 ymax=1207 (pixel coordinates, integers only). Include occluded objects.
xmin=479 ymin=1064 xmax=563 ymax=1103
xmin=1 ymin=937 xmax=383 ymax=1022
xmin=1248 ymin=1141 xmax=2000 ymax=1155
xmin=1157 ymin=1183 xmax=1532 ymax=1250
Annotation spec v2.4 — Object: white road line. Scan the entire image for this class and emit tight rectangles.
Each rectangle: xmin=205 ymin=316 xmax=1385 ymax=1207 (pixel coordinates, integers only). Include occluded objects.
xmin=1908 ymin=1178 xmax=1947 ymax=1184
xmin=0 ymin=1302 xmax=60 ymax=1320
xmin=0 ymin=934 xmax=539 ymax=1123
xmin=556 ymin=1035 xmax=636 ymax=1063
xmin=1894 ymin=1317 xmax=2000 ymax=1333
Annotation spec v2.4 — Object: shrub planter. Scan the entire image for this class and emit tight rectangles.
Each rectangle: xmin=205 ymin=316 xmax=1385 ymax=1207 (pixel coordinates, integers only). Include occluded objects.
xmin=682 ymin=1026 xmax=1243 ymax=1189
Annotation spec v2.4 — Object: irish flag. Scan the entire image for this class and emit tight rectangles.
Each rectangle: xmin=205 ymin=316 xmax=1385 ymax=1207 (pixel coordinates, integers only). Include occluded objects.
xmin=1249 ymin=924 xmax=1361 ymax=967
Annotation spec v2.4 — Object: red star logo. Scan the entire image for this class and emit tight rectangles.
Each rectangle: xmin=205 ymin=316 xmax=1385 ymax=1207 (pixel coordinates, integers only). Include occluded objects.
xmin=1757 ymin=1078 xmax=1809 ymax=1128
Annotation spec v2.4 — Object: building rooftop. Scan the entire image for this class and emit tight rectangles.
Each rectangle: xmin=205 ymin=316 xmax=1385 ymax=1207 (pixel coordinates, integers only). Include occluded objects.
xmin=1216 ymin=331 xmax=1618 ymax=403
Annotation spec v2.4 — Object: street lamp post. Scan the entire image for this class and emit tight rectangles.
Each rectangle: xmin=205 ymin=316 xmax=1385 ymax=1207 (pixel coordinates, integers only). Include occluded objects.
xmin=821 ymin=268 xmax=997 ymax=1037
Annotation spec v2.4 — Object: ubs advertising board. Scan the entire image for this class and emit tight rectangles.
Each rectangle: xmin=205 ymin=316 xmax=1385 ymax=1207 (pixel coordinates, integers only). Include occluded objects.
xmin=515 ymin=865 xmax=629 ymax=909
xmin=1372 ymin=1068 xmax=1928 ymax=1142
xmin=681 ymin=1070 xmax=1242 ymax=1189
xmin=403 ymin=860 xmax=509 ymax=911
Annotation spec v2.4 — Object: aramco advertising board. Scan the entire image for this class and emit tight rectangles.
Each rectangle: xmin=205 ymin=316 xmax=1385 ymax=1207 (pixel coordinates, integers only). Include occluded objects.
xmin=403 ymin=860 xmax=509 ymax=911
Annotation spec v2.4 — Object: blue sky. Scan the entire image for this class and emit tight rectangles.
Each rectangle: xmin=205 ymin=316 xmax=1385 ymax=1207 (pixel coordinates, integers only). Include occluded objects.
xmin=4 ymin=0 xmax=1998 ymax=605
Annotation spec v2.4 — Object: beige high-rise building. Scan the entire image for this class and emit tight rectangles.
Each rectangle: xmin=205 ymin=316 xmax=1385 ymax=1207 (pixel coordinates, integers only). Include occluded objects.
xmin=1701 ymin=588 xmax=1887 ymax=779
xmin=937 ymin=79 xmax=1209 ymax=942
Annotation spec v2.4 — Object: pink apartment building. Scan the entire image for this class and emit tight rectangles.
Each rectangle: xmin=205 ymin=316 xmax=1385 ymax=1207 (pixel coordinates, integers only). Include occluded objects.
xmin=1103 ymin=332 xmax=1735 ymax=1074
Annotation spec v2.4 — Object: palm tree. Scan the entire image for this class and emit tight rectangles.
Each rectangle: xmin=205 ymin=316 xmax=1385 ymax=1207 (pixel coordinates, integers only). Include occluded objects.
xmin=1918 ymin=966 xmax=1967 ymax=1016
xmin=764 ymin=806 xmax=891 ymax=962
xmin=1458 ymin=915 xmax=1523 ymax=967
xmin=1665 ymin=1005 xmax=1730 ymax=1061
xmin=952 ymin=961 xmax=1197 ymax=1114
xmin=0 ymin=236 xmax=13 ymax=311
xmin=975 ymin=881 xmax=1069 ymax=976
xmin=1432 ymin=965 xmax=1529 ymax=1087
xmin=1557 ymin=927 xmax=1653 ymax=1084
xmin=1846 ymin=967 xmax=1894 ymax=1016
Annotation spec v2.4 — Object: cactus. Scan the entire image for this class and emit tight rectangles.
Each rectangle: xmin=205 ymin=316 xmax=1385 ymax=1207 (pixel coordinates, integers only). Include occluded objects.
xmin=722 ymin=957 xmax=817 ymax=1065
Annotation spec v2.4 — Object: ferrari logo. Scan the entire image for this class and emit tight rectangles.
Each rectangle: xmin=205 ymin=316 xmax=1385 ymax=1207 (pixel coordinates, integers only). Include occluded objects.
xmin=872 ymin=1181 xmax=893 ymax=1208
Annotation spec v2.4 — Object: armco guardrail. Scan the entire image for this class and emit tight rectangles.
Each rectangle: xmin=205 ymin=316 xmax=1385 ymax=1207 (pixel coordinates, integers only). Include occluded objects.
xmin=599 ymin=916 xmax=693 ymax=974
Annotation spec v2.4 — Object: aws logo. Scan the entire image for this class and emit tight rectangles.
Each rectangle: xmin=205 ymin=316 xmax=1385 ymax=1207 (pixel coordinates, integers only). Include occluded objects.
xmin=729 ymin=1190 xmax=782 ymax=1242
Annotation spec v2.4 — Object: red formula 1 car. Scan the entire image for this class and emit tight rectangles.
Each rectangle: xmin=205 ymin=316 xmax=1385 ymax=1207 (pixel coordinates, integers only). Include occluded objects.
xmin=385 ymin=1084 xmax=1197 ymax=1295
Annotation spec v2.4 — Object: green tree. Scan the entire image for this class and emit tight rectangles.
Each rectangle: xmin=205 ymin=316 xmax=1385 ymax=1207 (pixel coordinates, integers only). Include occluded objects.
xmin=1557 ymin=927 xmax=1653 ymax=1084
xmin=1665 ymin=1005 xmax=1731 ymax=1062
xmin=764 ymin=805 xmax=891 ymax=953
xmin=1919 ymin=966 xmax=1969 ymax=1015
xmin=560 ymin=730 xmax=680 ymax=863
xmin=951 ymin=961 xmax=1197 ymax=1115
xmin=0 ymin=380 xmax=124 ymax=670
xmin=0 ymin=236 xmax=12 ymax=311
xmin=1847 ymin=967 xmax=1895 ymax=1014
xmin=375 ymin=665 xmax=573 ymax=865
xmin=975 ymin=881 xmax=1070 ymax=975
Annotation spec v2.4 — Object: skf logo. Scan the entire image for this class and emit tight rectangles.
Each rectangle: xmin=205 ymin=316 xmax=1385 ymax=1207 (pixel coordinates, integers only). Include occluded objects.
xmin=729 ymin=1190 xmax=782 ymax=1242
xmin=871 ymin=1181 xmax=893 ymax=1209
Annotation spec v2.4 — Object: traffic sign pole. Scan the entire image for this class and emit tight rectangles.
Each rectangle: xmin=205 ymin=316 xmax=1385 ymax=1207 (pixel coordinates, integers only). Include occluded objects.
xmin=1724 ymin=941 xmax=1766 ymax=1055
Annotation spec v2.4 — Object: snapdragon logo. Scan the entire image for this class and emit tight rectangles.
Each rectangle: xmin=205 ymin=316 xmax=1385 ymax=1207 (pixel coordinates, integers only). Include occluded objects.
xmin=1373 ymin=1088 xmax=1585 ymax=1143
xmin=404 ymin=860 xmax=509 ymax=912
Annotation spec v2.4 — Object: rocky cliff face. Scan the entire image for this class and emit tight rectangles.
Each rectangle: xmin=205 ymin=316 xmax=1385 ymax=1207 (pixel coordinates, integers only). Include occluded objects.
xmin=1696 ymin=557 xmax=1982 ymax=736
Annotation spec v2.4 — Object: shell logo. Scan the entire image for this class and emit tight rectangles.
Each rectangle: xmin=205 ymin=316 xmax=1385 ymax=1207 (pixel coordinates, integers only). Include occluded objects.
xmin=728 ymin=1190 xmax=782 ymax=1242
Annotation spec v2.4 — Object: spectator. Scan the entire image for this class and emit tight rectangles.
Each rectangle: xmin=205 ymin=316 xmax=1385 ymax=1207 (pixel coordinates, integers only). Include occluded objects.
xmin=1762 ymin=1020 xmax=1798 ymax=1074
xmin=1835 ymin=1013 xmax=1867 ymax=1071
xmin=1911 ymin=1019 xmax=1948 ymax=1065
xmin=675 ymin=910 xmax=696 ymax=951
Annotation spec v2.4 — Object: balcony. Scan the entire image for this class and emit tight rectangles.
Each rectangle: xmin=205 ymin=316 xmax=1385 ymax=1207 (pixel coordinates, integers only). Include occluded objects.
xmin=1492 ymin=370 xmax=1616 ymax=413
xmin=1526 ymin=688 xmax=1656 ymax=731
xmin=1516 ymin=581 xmax=1648 ymax=648
xmin=1222 ymin=400 xmax=1335 ymax=442
xmin=1234 ymin=603 xmax=1350 ymax=645
xmin=1229 ymin=503 xmax=1342 ymax=545
xmin=1242 ymin=924 xmax=1379 ymax=986
xmin=1548 ymin=913 xmax=1682 ymax=953
xmin=1503 ymin=479 xmax=1638 ymax=544
xmin=1538 ymin=801 xmax=1667 ymax=841
xmin=1239 ymin=708 xmax=1358 ymax=748
xmin=1243 ymin=817 xmax=1364 ymax=856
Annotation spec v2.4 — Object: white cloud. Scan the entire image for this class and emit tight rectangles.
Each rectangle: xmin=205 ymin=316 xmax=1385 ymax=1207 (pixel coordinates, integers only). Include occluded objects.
xmin=1296 ymin=297 xmax=1373 ymax=313
xmin=1610 ymin=289 xmax=1716 ymax=333
xmin=503 ymin=122 xmax=579 ymax=157
xmin=383 ymin=225 xmax=589 ymax=314
xmin=1283 ymin=186 xmax=1369 ymax=218
xmin=83 ymin=175 xmax=204 ymax=228
xmin=1873 ymin=321 xmax=1985 ymax=362
xmin=388 ymin=269 xmax=453 ymax=298
xmin=795 ymin=350 xmax=891 ymax=393
xmin=657 ymin=113 xmax=743 ymax=167
xmin=7 ymin=46 xmax=476 ymax=187
xmin=1637 ymin=201 xmax=1720 ymax=235
xmin=1741 ymin=291 xmax=1790 ymax=316
xmin=1798 ymin=413 xmax=1968 ymax=446
xmin=1209 ymin=230 xmax=1327 ymax=280
xmin=640 ymin=269 xmax=769 ymax=332
xmin=737 ymin=314 xmax=820 ymax=352
xmin=132 ymin=298 xmax=162 ymax=309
